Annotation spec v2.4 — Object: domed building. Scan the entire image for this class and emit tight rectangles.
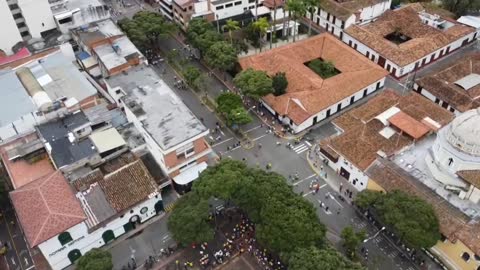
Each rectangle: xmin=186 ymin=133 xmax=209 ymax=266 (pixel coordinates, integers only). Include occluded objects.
xmin=428 ymin=108 xmax=480 ymax=203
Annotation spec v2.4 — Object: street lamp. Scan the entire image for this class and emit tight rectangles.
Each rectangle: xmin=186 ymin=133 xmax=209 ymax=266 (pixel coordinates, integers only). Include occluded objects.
xmin=363 ymin=227 xmax=385 ymax=243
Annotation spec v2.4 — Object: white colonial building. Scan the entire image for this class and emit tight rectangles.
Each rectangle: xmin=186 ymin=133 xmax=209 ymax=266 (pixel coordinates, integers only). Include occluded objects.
xmin=307 ymin=0 xmax=391 ymax=38
xmin=428 ymin=109 xmax=480 ymax=203
xmin=10 ymin=159 xmax=163 ymax=270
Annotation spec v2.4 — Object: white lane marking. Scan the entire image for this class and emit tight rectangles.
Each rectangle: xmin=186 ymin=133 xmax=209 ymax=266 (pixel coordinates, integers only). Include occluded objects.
xmin=211 ymin=137 xmax=233 ymax=147
xmin=304 ymin=141 xmax=312 ymax=147
xmin=331 ymin=195 xmax=344 ymax=208
xmin=302 ymin=190 xmax=314 ymax=197
xmin=252 ymin=134 xmax=268 ymax=141
xmin=244 ymin=125 xmax=262 ymax=133
xmin=293 ymin=174 xmax=316 ymax=186
xmin=302 ymin=184 xmax=327 ymax=197
xmin=220 ymin=130 xmax=225 ymax=136
xmin=162 ymin=234 xmax=170 ymax=240
xmin=10 ymin=257 xmax=16 ymax=265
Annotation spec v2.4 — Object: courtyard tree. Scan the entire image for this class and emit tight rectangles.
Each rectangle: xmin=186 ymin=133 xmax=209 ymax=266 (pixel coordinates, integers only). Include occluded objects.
xmin=354 ymin=190 xmax=440 ymax=249
xmin=119 ymin=11 xmax=176 ymax=50
xmin=168 ymin=193 xmax=214 ymax=246
xmin=77 ymin=249 xmax=113 ymax=270
xmin=233 ymin=68 xmax=273 ymax=99
xmin=289 ymin=246 xmax=365 ymax=270
xmin=216 ymin=92 xmax=244 ymax=114
xmin=205 ymin=41 xmax=238 ymax=73
xmin=272 ymin=72 xmax=288 ymax=96
xmin=223 ymin=19 xmax=240 ymax=44
xmin=341 ymin=226 xmax=366 ymax=260
xmin=308 ymin=59 xmax=338 ymax=78
xmin=252 ymin=17 xmax=270 ymax=52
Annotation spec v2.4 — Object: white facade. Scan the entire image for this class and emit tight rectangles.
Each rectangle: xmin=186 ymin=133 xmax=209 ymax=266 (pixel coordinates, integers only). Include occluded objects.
xmin=269 ymin=78 xmax=385 ymax=133
xmin=212 ymin=0 xmax=263 ymax=20
xmin=342 ymin=28 xmax=477 ymax=78
xmin=308 ymin=0 xmax=391 ymax=38
xmin=325 ymin=154 xmax=370 ymax=191
xmin=38 ymin=196 xmax=162 ymax=270
xmin=0 ymin=0 xmax=56 ymax=54
xmin=413 ymin=83 xmax=459 ymax=115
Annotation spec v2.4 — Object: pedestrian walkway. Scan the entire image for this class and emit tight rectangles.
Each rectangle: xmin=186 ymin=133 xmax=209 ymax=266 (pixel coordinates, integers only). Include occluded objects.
xmin=292 ymin=143 xmax=309 ymax=154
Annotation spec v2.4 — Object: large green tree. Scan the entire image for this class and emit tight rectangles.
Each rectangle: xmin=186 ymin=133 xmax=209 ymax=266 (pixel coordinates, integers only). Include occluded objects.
xmin=286 ymin=0 xmax=306 ymax=42
xmin=223 ymin=19 xmax=240 ymax=44
xmin=272 ymin=72 xmax=288 ymax=96
xmin=205 ymin=41 xmax=238 ymax=72
xmin=354 ymin=190 xmax=440 ymax=249
xmin=252 ymin=17 xmax=270 ymax=52
xmin=341 ymin=226 xmax=366 ymax=260
xmin=227 ymin=107 xmax=253 ymax=126
xmin=289 ymin=247 xmax=365 ymax=270
xmin=183 ymin=66 xmax=201 ymax=86
xmin=216 ymin=92 xmax=243 ymax=114
xmin=186 ymin=18 xmax=223 ymax=55
xmin=76 ymin=249 xmax=113 ymax=270
xmin=167 ymin=193 xmax=214 ymax=246
xmin=118 ymin=11 xmax=176 ymax=49
xmin=233 ymin=68 xmax=273 ymax=99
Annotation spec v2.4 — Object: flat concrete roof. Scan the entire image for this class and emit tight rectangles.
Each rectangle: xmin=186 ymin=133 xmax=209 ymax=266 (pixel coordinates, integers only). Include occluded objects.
xmin=106 ymin=66 xmax=208 ymax=150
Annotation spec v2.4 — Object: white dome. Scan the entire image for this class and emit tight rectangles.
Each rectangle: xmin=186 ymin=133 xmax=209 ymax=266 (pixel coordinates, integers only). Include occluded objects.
xmin=446 ymin=108 xmax=480 ymax=157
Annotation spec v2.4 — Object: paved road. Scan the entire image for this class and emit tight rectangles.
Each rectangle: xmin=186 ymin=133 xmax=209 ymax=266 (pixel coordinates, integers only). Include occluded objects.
xmin=0 ymin=205 xmax=35 ymax=270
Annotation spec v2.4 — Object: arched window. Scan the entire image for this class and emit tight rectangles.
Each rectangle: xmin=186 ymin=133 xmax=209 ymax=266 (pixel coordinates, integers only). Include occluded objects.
xmin=462 ymin=252 xmax=470 ymax=261
xmin=67 ymin=249 xmax=81 ymax=263
xmin=58 ymin=232 xmax=73 ymax=246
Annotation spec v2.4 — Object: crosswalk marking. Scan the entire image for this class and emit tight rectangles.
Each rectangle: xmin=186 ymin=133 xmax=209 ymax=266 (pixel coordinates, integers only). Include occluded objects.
xmin=293 ymin=144 xmax=308 ymax=154
xmin=304 ymin=141 xmax=312 ymax=147
xmin=164 ymin=202 xmax=176 ymax=213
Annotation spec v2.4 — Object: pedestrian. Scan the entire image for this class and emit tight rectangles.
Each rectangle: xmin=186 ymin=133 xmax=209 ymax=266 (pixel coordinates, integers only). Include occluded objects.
xmin=325 ymin=206 xmax=329 ymax=212
xmin=258 ymin=143 xmax=262 ymax=149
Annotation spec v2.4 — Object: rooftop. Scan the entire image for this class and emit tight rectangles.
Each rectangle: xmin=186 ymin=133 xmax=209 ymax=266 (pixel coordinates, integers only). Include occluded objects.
xmin=0 ymin=70 xmax=37 ymax=127
xmin=106 ymin=66 xmax=208 ymax=150
xmin=367 ymin=159 xmax=480 ymax=256
xmin=345 ymin=3 xmax=475 ymax=66
xmin=320 ymin=0 xmax=388 ymax=21
xmin=93 ymin=36 xmax=142 ymax=72
xmin=239 ymin=34 xmax=388 ymax=125
xmin=416 ymin=53 xmax=480 ymax=113
xmin=322 ymin=90 xmax=453 ymax=170
xmin=72 ymin=19 xmax=124 ymax=48
xmin=37 ymin=111 xmax=97 ymax=169
xmin=73 ymin=159 xmax=158 ymax=227
xmin=89 ymin=128 xmax=126 ymax=154
xmin=0 ymin=133 xmax=55 ymax=189
xmin=10 ymin=171 xmax=86 ymax=247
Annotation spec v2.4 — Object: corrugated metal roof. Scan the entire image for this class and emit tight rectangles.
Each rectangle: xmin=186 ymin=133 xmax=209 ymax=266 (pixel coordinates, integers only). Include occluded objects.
xmin=89 ymin=128 xmax=126 ymax=154
xmin=454 ymin=73 xmax=480 ymax=90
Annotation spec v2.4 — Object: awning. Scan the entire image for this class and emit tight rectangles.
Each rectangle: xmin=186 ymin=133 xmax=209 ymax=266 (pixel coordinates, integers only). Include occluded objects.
xmin=173 ymin=162 xmax=208 ymax=185
xmin=388 ymin=111 xmax=430 ymax=139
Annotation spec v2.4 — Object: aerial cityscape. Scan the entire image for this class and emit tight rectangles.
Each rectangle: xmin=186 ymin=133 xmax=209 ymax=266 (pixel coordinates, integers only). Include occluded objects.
xmin=0 ymin=0 xmax=478 ymax=269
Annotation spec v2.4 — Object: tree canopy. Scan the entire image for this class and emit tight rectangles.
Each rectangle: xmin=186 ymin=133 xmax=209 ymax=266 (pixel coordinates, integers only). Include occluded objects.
xmin=307 ymin=59 xmax=339 ymax=79
xmin=227 ymin=107 xmax=253 ymax=126
xmin=354 ymin=190 xmax=440 ymax=249
xmin=167 ymin=192 xmax=214 ymax=246
xmin=272 ymin=72 xmax=288 ymax=96
xmin=183 ymin=66 xmax=201 ymax=86
xmin=441 ymin=0 xmax=480 ymax=16
xmin=224 ymin=19 xmax=240 ymax=44
xmin=118 ymin=11 xmax=176 ymax=49
xmin=77 ymin=249 xmax=113 ymax=270
xmin=341 ymin=226 xmax=366 ymax=260
xmin=289 ymin=247 xmax=365 ymax=270
xmin=233 ymin=68 xmax=273 ymax=99
xmin=216 ymin=92 xmax=243 ymax=114
xmin=205 ymin=41 xmax=238 ymax=72
xmin=186 ymin=18 xmax=223 ymax=55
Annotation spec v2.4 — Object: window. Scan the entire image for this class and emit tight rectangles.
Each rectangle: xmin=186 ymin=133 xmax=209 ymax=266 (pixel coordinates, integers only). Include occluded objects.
xmin=363 ymin=89 xmax=368 ymax=97
xmin=248 ymin=0 xmax=255 ymax=3
xmin=130 ymin=209 xmax=134 ymax=214
xmin=20 ymin=31 xmax=30 ymax=37
xmin=225 ymin=3 xmax=233 ymax=7
xmin=216 ymin=5 xmax=224 ymax=10
xmin=235 ymin=1 xmax=242 ymax=5
xmin=376 ymin=82 xmax=381 ymax=90
xmin=13 ymin=13 xmax=23 ymax=19
xmin=58 ymin=17 xmax=73 ymax=24
xmin=58 ymin=232 xmax=73 ymax=246
xmin=140 ymin=207 xmax=149 ymax=214
xmin=462 ymin=252 xmax=470 ymax=262
xmin=115 ymin=89 xmax=122 ymax=94
xmin=16 ymin=22 xmax=26 ymax=28
xmin=9 ymin=4 xmax=19 ymax=10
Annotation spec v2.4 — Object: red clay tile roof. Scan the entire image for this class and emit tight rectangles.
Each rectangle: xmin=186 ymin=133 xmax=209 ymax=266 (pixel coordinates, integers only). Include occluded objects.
xmin=320 ymin=0 xmax=388 ymax=21
xmin=367 ymin=160 xmax=480 ymax=255
xmin=345 ymin=4 xmax=475 ymax=66
xmin=99 ymin=160 xmax=157 ymax=212
xmin=0 ymin=47 xmax=59 ymax=70
xmin=457 ymin=170 xmax=480 ymax=189
xmin=388 ymin=111 xmax=430 ymax=139
xmin=416 ymin=53 xmax=480 ymax=113
xmin=10 ymin=171 xmax=86 ymax=247
xmin=239 ymin=34 xmax=388 ymax=125
xmin=322 ymin=90 xmax=453 ymax=170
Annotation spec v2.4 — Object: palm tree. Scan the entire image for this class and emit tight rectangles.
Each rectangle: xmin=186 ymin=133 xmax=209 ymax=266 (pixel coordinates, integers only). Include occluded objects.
xmin=223 ymin=19 xmax=240 ymax=44
xmin=304 ymin=0 xmax=320 ymax=36
xmin=269 ymin=0 xmax=279 ymax=49
xmin=286 ymin=0 xmax=306 ymax=42
xmin=253 ymin=17 xmax=270 ymax=52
